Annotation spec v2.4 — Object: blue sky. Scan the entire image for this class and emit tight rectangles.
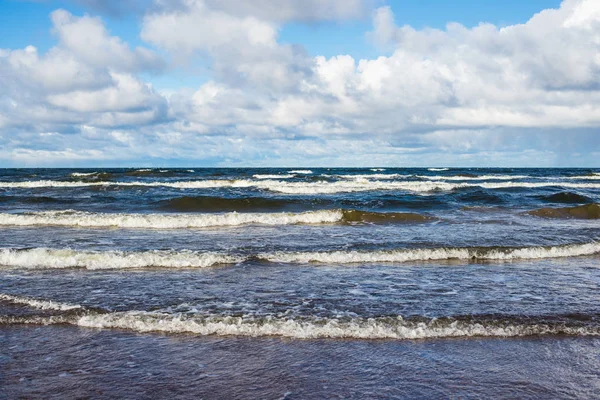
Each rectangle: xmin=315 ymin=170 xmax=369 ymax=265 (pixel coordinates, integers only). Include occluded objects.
xmin=0 ymin=0 xmax=598 ymax=167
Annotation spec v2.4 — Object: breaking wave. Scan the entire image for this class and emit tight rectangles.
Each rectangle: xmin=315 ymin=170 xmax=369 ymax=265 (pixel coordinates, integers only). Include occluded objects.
xmin=0 ymin=293 xmax=81 ymax=311
xmin=261 ymin=242 xmax=600 ymax=264
xmin=72 ymin=312 xmax=600 ymax=339
xmin=2 ymin=299 xmax=598 ymax=340
xmin=419 ymin=175 xmax=530 ymax=181
xmin=288 ymin=170 xmax=313 ymax=174
xmin=253 ymin=174 xmax=295 ymax=179
xmin=428 ymin=168 xmax=449 ymax=171
xmin=0 ymin=248 xmax=242 ymax=270
xmin=3 ymin=179 xmax=600 ymax=194
xmin=70 ymin=172 xmax=98 ymax=177
xmin=0 ymin=209 xmax=434 ymax=229
xmin=1 ymin=242 xmax=599 ymax=270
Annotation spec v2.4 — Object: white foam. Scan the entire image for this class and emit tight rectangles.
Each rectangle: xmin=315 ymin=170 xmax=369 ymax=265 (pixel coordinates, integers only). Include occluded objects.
xmin=253 ymin=174 xmax=295 ymax=179
xmin=0 ymin=210 xmax=344 ymax=229
xmin=0 ymin=293 xmax=81 ymax=311
xmin=567 ymin=175 xmax=600 ymax=180
xmin=262 ymin=242 xmax=600 ymax=264
xmin=0 ymin=248 xmax=242 ymax=270
xmin=428 ymin=168 xmax=449 ymax=171
xmin=419 ymin=175 xmax=530 ymax=181
xmin=2 ymin=242 xmax=598 ymax=270
xmin=336 ymin=174 xmax=407 ymax=180
xmin=75 ymin=313 xmax=599 ymax=339
xmin=3 ymin=179 xmax=600 ymax=193
xmin=370 ymin=168 xmax=386 ymax=171
xmin=288 ymin=170 xmax=313 ymax=174
xmin=70 ymin=172 xmax=98 ymax=177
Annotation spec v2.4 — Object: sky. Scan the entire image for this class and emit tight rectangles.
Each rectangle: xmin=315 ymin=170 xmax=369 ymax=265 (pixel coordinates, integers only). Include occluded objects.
xmin=0 ymin=0 xmax=598 ymax=167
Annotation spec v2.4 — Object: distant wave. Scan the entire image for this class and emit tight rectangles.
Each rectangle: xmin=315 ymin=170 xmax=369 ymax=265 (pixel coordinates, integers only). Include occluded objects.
xmin=419 ymin=174 xmax=530 ymax=181
xmin=526 ymin=204 xmax=600 ymax=219
xmin=3 ymin=179 xmax=600 ymax=194
xmin=0 ymin=209 xmax=435 ymax=229
xmin=1 ymin=242 xmax=598 ymax=270
xmin=370 ymin=168 xmax=386 ymax=171
xmin=428 ymin=168 xmax=449 ymax=171
xmin=252 ymin=174 xmax=295 ymax=179
xmin=288 ymin=170 xmax=312 ymax=174
xmin=567 ymin=174 xmax=600 ymax=180
xmin=2 ymin=295 xmax=598 ymax=339
xmin=70 ymin=172 xmax=98 ymax=177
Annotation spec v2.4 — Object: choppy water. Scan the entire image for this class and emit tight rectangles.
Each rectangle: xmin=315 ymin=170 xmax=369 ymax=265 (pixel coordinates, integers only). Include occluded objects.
xmin=1 ymin=167 xmax=600 ymax=398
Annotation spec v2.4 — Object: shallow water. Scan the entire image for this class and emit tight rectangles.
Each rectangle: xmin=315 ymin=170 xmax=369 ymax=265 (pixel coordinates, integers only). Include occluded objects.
xmin=1 ymin=168 xmax=599 ymax=397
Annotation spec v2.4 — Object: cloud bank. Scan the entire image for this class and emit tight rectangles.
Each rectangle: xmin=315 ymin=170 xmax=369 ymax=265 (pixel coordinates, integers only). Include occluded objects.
xmin=1 ymin=0 xmax=599 ymax=166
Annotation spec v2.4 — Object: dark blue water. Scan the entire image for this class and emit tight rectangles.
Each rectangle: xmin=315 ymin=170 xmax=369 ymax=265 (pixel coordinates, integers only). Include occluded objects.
xmin=1 ymin=168 xmax=599 ymax=398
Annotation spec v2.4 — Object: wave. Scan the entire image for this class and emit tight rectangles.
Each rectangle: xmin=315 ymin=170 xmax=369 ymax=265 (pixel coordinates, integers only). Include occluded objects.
xmin=253 ymin=174 xmax=295 ymax=179
xmin=0 ymin=209 xmax=435 ymax=229
xmin=3 ymin=179 xmax=600 ymax=193
xmin=70 ymin=172 xmax=98 ymax=177
xmin=288 ymin=170 xmax=312 ymax=174
xmin=0 ymin=209 xmax=346 ymax=229
xmin=1 ymin=242 xmax=598 ymax=270
xmin=527 ymin=204 xmax=600 ymax=219
xmin=2 ymin=300 xmax=598 ymax=339
xmin=428 ymin=168 xmax=449 ymax=171
xmin=567 ymin=174 xmax=600 ymax=180
xmin=0 ymin=195 xmax=74 ymax=204
xmin=73 ymin=312 xmax=600 ymax=339
xmin=420 ymin=175 xmax=530 ymax=181
xmin=341 ymin=210 xmax=435 ymax=224
xmin=538 ymin=192 xmax=593 ymax=204
xmin=0 ymin=248 xmax=242 ymax=270
xmin=370 ymin=168 xmax=386 ymax=171
xmin=261 ymin=242 xmax=600 ymax=264
xmin=0 ymin=293 xmax=81 ymax=311
xmin=158 ymin=196 xmax=309 ymax=212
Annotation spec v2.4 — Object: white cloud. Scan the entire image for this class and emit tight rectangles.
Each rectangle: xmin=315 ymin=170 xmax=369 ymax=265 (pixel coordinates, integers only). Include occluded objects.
xmin=2 ymin=0 xmax=600 ymax=166
xmin=0 ymin=9 xmax=167 ymax=135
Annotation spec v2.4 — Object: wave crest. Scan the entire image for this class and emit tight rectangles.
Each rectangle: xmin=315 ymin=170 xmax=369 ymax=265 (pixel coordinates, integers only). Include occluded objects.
xmin=1 ymin=242 xmax=598 ymax=270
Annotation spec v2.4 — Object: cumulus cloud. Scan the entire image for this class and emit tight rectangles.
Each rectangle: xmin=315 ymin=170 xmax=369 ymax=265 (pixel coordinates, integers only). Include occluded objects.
xmin=2 ymin=0 xmax=600 ymax=166
xmin=0 ymin=9 xmax=167 ymax=139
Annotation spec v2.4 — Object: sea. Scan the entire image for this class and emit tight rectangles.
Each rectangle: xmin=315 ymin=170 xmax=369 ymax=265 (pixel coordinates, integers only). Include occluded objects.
xmin=1 ymin=167 xmax=599 ymax=399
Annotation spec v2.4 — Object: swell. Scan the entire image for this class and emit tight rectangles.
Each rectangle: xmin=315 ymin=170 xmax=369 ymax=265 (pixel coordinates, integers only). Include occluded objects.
xmin=0 ymin=195 xmax=77 ymax=205
xmin=158 ymin=196 xmax=311 ymax=212
xmin=1 ymin=300 xmax=598 ymax=339
xmin=527 ymin=204 xmax=600 ymax=219
xmin=0 ymin=209 xmax=435 ymax=229
xmin=537 ymin=192 xmax=593 ymax=204
xmin=1 ymin=242 xmax=598 ymax=270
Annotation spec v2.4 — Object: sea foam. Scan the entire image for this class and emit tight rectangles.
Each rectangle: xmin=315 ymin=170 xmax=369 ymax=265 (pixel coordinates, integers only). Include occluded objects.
xmin=1 ymin=242 xmax=598 ymax=270
xmin=0 ymin=209 xmax=345 ymax=229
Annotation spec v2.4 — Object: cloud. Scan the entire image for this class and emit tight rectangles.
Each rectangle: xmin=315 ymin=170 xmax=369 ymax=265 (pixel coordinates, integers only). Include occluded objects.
xmin=2 ymin=0 xmax=600 ymax=166
xmin=0 ymin=9 xmax=168 ymax=136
